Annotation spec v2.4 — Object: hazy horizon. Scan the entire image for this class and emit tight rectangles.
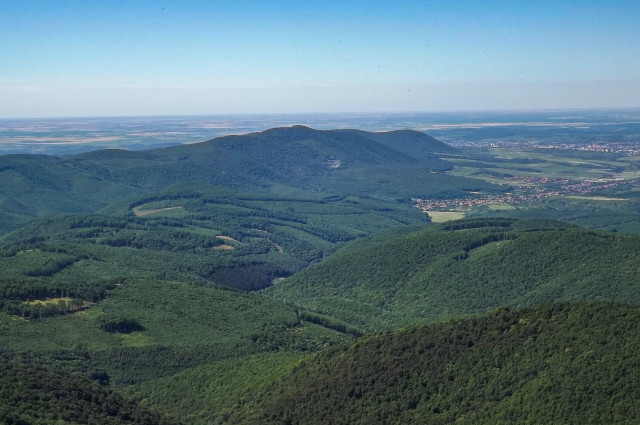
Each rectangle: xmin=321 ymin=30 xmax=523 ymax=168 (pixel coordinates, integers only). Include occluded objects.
xmin=3 ymin=108 xmax=640 ymax=156
xmin=3 ymin=105 xmax=640 ymax=121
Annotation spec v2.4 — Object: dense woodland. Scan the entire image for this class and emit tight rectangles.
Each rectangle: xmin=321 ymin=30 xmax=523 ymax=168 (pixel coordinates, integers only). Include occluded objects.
xmin=268 ymin=218 xmax=640 ymax=331
xmin=0 ymin=363 xmax=179 ymax=425
xmin=234 ymin=302 xmax=640 ymax=425
xmin=1 ymin=126 xmax=639 ymax=424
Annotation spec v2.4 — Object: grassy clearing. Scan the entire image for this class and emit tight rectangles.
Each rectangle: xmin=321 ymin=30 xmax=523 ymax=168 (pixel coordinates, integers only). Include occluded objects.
xmin=23 ymin=297 xmax=74 ymax=306
xmin=617 ymin=170 xmax=640 ymax=179
xmin=132 ymin=206 xmax=184 ymax=217
xmin=216 ymin=235 xmax=240 ymax=243
xmin=121 ymin=332 xmax=154 ymax=347
xmin=447 ymin=166 xmax=522 ymax=184
xmin=214 ymin=245 xmax=234 ymax=250
xmin=487 ymin=203 xmax=516 ymax=211
xmin=426 ymin=211 xmax=466 ymax=223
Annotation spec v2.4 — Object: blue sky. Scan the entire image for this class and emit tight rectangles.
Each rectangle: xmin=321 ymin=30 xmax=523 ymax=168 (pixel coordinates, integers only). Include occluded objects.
xmin=1 ymin=0 xmax=639 ymax=117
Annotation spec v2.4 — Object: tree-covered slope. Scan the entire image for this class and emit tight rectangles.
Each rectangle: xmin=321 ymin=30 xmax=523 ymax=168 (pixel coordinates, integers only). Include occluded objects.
xmin=0 ymin=278 xmax=352 ymax=386
xmin=64 ymin=125 xmax=428 ymax=191
xmin=0 ymin=154 xmax=146 ymax=233
xmin=123 ymin=351 xmax=307 ymax=425
xmin=67 ymin=126 xmax=486 ymax=198
xmin=0 ymin=126 xmax=493 ymax=235
xmin=234 ymin=302 xmax=640 ymax=425
xmin=0 ymin=274 xmax=354 ymax=424
xmin=0 ymin=185 xmax=428 ymax=300
xmin=0 ymin=362 xmax=179 ymax=425
xmin=267 ymin=218 xmax=640 ymax=331
xmin=347 ymin=128 xmax=457 ymax=159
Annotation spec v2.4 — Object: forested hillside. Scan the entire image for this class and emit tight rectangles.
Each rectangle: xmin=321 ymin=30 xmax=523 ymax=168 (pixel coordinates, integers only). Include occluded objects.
xmin=0 ymin=154 xmax=146 ymax=234
xmin=1 ymin=126 xmax=639 ymax=424
xmin=0 ymin=127 xmax=501 ymax=236
xmin=67 ymin=125 xmax=495 ymax=200
xmin=0 ymin=362 xmax=179 ymax=425
xmin=231 ymin=302 xmax=640 ymax=425
xmin=0 ymin=185 xmax=428 ymax=308
xmin=268 ymin=218 xmax=640 ymax=331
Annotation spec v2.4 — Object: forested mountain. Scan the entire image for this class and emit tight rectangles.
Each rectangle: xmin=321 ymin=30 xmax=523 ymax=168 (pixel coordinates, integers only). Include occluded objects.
xmin=230 ymin=302 xmax=640 ymax=425
xmin=268 ymin=218 xmax=640 ymax=331
xmin=344 ymin=128 xmax=457 ymax=159
xmin=1 ymin=126 xmax=639 ymax=424
xmin=0 ymin=154 xmax=146 ymax=234
xmin=0 ymin=127 xmax=499 ymax=235
xmin=66 ymin=125 xmax=488 ymax=199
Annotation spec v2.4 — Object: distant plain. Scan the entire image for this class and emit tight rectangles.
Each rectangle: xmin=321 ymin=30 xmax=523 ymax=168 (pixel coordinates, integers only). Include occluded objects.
xmin=2 ymin=108 xmax=640 ymax=155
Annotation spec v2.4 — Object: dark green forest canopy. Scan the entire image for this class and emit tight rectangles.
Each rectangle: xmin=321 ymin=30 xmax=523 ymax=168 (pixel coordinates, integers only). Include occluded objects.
xmin=0 ymin=185 xmax=429 ymax=300
xmin=267 ymin=218 xmax=640 ymax=331
xmin=0 ymin=362 xmax=180 ymax=425
xmin=233 ymin=302 xmax=640 ymax=425
xmin=1 ymin=125 xmax=639 ymax=425
xmin=0 ymin=275 xmax=352 ymax=424
xmin=0 ymin=127 xmax=496 ymax=235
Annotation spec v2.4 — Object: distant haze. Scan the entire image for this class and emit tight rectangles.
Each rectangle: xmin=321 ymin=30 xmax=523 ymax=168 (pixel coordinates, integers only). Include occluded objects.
xmin=1 ymin=1 xmax=639 ymax=118
xmin=2 ymin=109 xmax=640 ymax=155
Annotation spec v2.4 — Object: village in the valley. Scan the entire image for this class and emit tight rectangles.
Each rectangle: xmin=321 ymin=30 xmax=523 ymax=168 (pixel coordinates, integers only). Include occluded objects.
xmin=414 ymin=168 xmax=640 ymax=217
xmin=447 ymin=140 xmax=640 ymax=156
xmin=413 ymin=138 xmax=640 ymax=218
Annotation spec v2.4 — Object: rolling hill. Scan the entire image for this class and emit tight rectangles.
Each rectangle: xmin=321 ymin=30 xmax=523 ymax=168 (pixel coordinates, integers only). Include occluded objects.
xmin=0 ymin=154 xmax=146 ymax=234
xmin=67 ymin=125 xmax=490 ymax=199
xmin=2 ymin=125 xmax=639 ymax=424
xmin=230 ymin=302 xmax=640 ymax=425
xmin=0 ymin=185 xmax=429 ymax=298
xmin=2 ymin=211 xmax=639 ymax=423
xmin=0 ymin=127 xmax=501 ymax=235
xmin=267 ymin=218 xmax=640 ymax=331
xmin=0 ymin=275 xmax=353 ymax=424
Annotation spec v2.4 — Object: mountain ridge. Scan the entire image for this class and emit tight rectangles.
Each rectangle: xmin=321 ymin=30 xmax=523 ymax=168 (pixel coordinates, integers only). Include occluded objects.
xmin=0 ymin=126 xmax=491 ymax=235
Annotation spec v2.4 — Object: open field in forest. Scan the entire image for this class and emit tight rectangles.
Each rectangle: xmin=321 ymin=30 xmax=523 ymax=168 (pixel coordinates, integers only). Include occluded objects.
xmin=426 ymin=211 xmax=466 ymax=222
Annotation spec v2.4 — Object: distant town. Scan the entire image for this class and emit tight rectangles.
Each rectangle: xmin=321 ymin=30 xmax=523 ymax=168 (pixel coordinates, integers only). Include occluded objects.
xmin=447 ymin=140 xmax=640 ymax=156
xmin=413 ymin=175 xmax=640 ymax=213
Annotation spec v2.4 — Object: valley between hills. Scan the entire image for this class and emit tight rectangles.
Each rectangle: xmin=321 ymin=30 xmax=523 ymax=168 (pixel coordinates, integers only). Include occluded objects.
xmin=1 ymin=125 xmax=639 ymax=424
